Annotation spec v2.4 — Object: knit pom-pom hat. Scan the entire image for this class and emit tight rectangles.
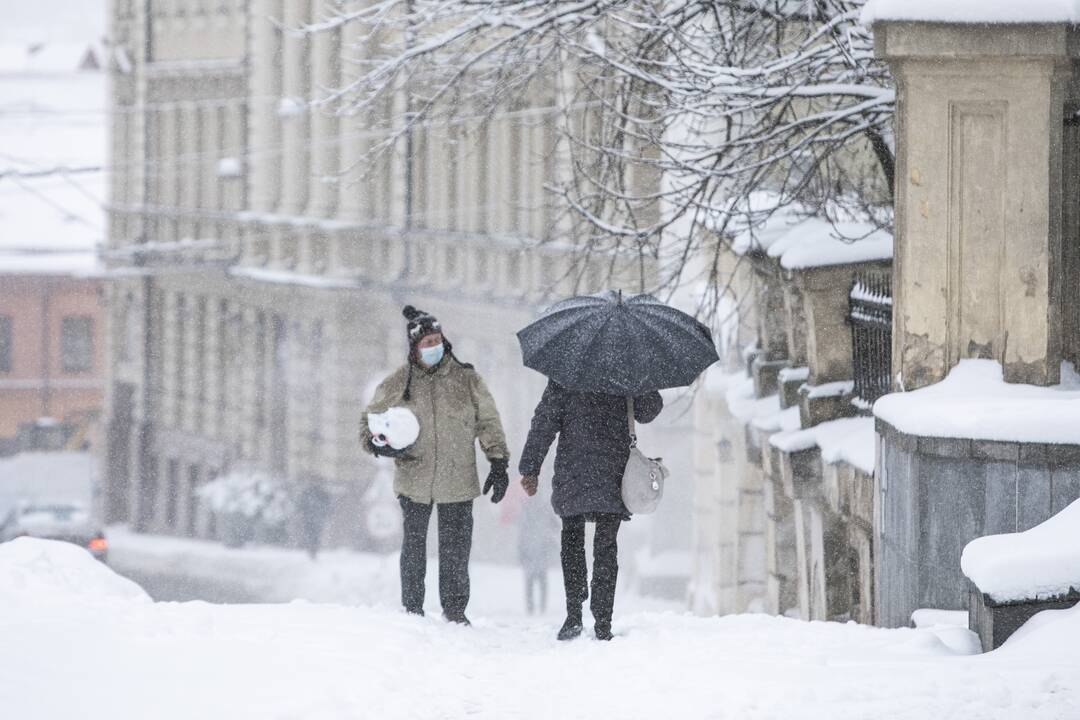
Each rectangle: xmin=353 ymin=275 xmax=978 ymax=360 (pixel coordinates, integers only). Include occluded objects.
xmin=400 ymin=305 xmax=471 ymax=401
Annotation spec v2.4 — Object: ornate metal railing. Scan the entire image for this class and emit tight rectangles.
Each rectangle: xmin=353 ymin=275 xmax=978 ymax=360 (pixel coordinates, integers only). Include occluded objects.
xmin=848 ymin=272 xmax=892 ymax=407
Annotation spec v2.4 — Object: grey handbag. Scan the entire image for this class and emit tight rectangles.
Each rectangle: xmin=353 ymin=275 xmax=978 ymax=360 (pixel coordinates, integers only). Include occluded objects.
xmin=621 ymin=397 xmax=669 ymax=515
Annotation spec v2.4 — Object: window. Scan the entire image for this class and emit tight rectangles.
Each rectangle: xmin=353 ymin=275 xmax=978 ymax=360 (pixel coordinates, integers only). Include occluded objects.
xmin=174 ymin=295 xmax=186 ymax=426
xmin=309 ymin=321 xmax=324 ymax=448
xmin=194 ymin=297 xmax=206 ymax=429
xmin=254 ymin=312 xmax=267 ymax=428
xmin=61 ymin=316 xmax=94 ymax=373
xmin=444 ymin=244 xmax=459 ymax=280
xmin=0 ymin=315 xmax=12 ymax=372
xmin=120 ymin=294 xmax=136 ymax=362
xmin=217 ymin=300 xmax=229 ymax=428
xmin=186 ymin=464 xmax=200 ymax=536
xmin=165 ymin=459 xmax=179 ymax=530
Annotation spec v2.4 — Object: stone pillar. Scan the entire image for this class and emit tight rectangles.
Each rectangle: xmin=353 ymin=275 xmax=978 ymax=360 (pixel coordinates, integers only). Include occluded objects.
xmin=200 ymin=103 xmax=221 ymax=212
xmin=874 ymin=21 xmax=1080 ymax=388
xmin=336 ymin=20 xmax=365 ymax=222
xmin=308 ymin=24 xmax=339 ymax=218
xmin=279 ymin=0 xmax=311 ymax=216
xmin=159 ymin=105 xmax=179 ymax=211
xmin=180 ymin=102 xmax=201 ymax=213
xmin=249 ymin=0 xmax=283 ymax=213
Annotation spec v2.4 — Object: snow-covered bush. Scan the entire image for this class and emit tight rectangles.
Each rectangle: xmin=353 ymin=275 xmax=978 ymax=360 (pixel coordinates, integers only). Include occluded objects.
xmin=197 ymin=467 xmax=290 ymax=525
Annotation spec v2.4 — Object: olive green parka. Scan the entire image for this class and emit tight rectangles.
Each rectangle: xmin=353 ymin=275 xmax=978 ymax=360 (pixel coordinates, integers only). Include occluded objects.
xmin=361 ymin=357 xmax=508 ymax=504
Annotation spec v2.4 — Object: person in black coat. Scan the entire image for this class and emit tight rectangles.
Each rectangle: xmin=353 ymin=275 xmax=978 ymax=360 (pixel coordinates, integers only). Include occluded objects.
xmin=518 ymin=380 xmax=663 ymax=640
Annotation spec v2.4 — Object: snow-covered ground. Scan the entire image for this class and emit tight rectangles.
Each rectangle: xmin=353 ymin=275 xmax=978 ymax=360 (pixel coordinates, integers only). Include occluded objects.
xmin=105 ymin=525 xmax=678 ymax=617
xmin=2 ymin=537 xmax=1078 ymax=719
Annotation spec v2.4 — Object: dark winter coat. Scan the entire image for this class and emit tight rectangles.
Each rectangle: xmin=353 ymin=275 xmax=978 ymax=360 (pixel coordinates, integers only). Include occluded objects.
xmin=518 ymin=381 xmax=663 ymax=519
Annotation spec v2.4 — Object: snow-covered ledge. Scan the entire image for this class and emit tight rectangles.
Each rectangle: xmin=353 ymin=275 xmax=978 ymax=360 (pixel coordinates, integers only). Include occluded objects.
xmin=872 ymin=361 xmax=1080 ymax=628
xmin=875 ymin=360 xmax=1080 ymax=444
xmin=863 ymin=0 xmax=1080 ymax=24
xmin=961 ymin=499 xmax=1080 ymax=651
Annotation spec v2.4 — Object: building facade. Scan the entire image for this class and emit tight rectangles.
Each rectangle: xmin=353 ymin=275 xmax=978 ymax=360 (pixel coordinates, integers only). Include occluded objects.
xmin=690 ymin=219 xmax=890 ymax=623
xmin=0 ymin=37 xmax=109 ymax=455
xmin=690 ymin=16 xmax=1080 ymax=629
xmin=103 ymin=1 xmax=630 ymax=552
xmin=0 ymin=273 xmax=105 ymax=453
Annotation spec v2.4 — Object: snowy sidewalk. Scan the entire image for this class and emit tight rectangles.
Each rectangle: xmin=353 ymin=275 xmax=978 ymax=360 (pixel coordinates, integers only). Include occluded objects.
xmin=104 ymin=526 xmax=681 ymax=618
xmin=3 ymin=539 xmax=1079 ymax=719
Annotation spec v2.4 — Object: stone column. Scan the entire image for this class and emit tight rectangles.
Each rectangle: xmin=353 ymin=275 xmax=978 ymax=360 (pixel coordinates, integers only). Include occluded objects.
xmin=279 ymin=0 xmax=311 ymax=216
xmin=307 ymin=24 xmax=340 ymax=218
xmin=200 ymin=103 xmax=221 ymax=212
xmin=336 ymin=20 xmax=365 ymax=222
xmin=389 ymin=89 xmax=409 ymax=229
xmin=874 ymin=21 xmax=1080 ymax=387
xmin=248 ymin=0 xmax=282 ymax=214
xmin=159 ymin=104 xmax=179 ymax=211
xmin=180 ymin=102 xmax=201 ymax=214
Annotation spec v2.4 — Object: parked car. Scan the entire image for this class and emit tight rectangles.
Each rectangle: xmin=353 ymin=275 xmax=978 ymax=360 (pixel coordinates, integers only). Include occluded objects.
xmin=0 ymin=503 xmax=108 ymax=562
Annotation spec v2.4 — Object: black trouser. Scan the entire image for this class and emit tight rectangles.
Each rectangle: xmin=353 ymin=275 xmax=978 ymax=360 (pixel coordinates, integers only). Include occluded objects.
xmin=398 ymin=495 xmax=474 ymax=615
xmin=561 ymin=514 xmax=622 ymax=628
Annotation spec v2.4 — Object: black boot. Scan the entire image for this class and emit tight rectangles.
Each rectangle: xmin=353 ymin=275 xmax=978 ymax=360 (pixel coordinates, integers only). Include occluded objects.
xmin=557 ymin=611 xmax=583 ymax=641
xmin=443 ymin=610 xmax=471 ymax=626
xmin=594 ymin=623 xmax=613 ymax=641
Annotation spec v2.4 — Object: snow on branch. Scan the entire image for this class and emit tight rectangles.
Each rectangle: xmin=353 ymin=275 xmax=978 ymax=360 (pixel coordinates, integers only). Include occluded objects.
xmin=310 ymin=0 xmax=894 ymax=313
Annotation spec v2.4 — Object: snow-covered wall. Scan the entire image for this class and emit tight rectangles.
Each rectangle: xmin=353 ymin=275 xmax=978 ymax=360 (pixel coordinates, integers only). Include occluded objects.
xmin=862 ymin=0 xmax=1080 ymax=24
xmin=962 ymin=499 xmax=1080 ymax=604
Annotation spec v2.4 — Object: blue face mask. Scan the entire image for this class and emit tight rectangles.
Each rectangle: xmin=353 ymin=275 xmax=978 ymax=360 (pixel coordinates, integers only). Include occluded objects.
xmin=419 ymin=343 xmax=445 ymax=367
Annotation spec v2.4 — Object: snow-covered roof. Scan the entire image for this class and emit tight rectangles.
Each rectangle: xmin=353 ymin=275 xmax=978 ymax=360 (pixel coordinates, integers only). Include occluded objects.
xmin=862 ymin=0 xmax=1080 ymax=25
xmin=751 ymin=405 xmax=801 ymax=434
xmin=770 ymin=416 xmax=877 ymax=475
xmin=724 ymin=374 xmax=781 ymax=424
xmin=728 ymin=194 xmax=805 ymax=256
xmin=874 ymin=360 xmax=1080 ymax=444
xmin=731 ymin=210 xmax=892 ymax=271
xmin=0 ymin=48 xmax=105 ymax=277
xmin=961 ymin=499 xmax=1080 ymax=604
xmin=0 ymin=42 xmax=104 ymax=74
xmin=768 ymin=219 xmax=892 ymax=271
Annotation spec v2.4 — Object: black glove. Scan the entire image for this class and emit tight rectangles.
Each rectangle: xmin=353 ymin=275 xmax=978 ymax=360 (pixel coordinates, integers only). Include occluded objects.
xmin=367 ymin=437 xmax=415 ymax=461
xmin=483 ymin=458 xmax=509 ymax=503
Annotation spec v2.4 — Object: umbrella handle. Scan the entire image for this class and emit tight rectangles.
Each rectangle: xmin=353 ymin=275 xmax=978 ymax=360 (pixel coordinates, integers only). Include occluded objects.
xmin=626 ymin=397 xmax=637 ymax=449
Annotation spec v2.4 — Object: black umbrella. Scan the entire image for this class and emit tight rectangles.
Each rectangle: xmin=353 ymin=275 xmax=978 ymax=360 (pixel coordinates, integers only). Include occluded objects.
xmin=517 ymin=290 xmax=719 ymax=396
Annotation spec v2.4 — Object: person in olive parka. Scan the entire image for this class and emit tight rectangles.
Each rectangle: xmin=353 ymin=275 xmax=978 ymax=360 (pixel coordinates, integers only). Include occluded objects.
xmin=519 ymin=381 xmax=663 ymax=640
xmin=361 ymin=306 xmax=510 ymax=625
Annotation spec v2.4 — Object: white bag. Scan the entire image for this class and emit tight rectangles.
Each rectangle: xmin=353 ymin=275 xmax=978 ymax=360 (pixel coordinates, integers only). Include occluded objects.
xmin=621 ymin=398 xmax=669 ymax=515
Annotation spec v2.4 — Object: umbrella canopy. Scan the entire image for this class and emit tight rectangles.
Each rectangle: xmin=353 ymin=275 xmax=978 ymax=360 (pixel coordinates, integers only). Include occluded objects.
xmin=517 ymin=290 xmax=719 ymax=396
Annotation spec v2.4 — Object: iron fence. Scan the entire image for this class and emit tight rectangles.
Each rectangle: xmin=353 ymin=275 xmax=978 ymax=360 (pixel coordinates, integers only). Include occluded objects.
xmin=848 ymin=272 xmax=892 ymax=407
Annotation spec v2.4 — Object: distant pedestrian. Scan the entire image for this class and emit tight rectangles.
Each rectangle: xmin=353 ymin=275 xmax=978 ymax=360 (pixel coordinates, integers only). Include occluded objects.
xmin=361 ymin=306 xmax=510 ymax=625
xmin=518 ymin=499 xmax=558 ymax=615
xmin=519 ymin=381 xmax=663 ymax=640
xmin=296 ymin=483 xmax=331 ymax=559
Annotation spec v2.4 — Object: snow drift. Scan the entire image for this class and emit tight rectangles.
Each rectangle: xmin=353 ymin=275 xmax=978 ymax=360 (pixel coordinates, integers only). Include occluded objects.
xmin=962 ymin=499 xmax=1080 ymax=604
xmin=1 ymin=532 xmax=1078 ymax=719
xmin=0 ymin=537 xmax=148 ymax=606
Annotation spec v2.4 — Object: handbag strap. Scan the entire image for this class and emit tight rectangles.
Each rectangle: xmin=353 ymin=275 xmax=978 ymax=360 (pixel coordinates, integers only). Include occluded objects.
xmin=626 ymin=397 xmax=637 ymax=449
